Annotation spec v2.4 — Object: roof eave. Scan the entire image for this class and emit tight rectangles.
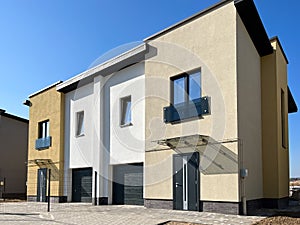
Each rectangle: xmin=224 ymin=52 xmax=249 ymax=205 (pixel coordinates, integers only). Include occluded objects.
xmin=270 ymin=36 xmax=289 ymax=64
xmin=144 ymin=0 xmax=233 ymax=41
xmin=29 ymin=81 xmax=63 ymax=98
xmin=234 ymin=0 xmax=273 ymax=57
xmin=57 ymin=43 xmax=148 ymax=93
xmin=288 ymin=87 xmax=298 ymax=113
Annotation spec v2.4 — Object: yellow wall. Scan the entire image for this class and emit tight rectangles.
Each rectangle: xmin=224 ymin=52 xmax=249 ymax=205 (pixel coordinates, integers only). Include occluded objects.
xmin=145 ymin=2 xmax=240 ymax=202
xmin=27 ymin=85 xmax=64 ymax=198
xmin=261 ymin=38 xmax=289 ymax=199
xmin=274 ymin=41 xmax=290 ymax=198
xmin=236 ymin=14 xmax=263 ymax=200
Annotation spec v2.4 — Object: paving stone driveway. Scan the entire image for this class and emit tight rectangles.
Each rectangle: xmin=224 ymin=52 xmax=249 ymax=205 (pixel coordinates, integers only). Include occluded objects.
xmin=0 ymin=202 xmax=263 ymax=225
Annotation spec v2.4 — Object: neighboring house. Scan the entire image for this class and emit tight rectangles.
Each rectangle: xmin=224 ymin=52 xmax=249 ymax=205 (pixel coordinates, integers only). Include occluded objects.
xmin=56 ymin=45 xmax=146 ymax=205
xmin=25 ymin=0 xmax=298 ymax=215
xmin=0 ymin=109 xmax=28 ymax=200
xmin=26 ymin=82 xmax=66 ymax=202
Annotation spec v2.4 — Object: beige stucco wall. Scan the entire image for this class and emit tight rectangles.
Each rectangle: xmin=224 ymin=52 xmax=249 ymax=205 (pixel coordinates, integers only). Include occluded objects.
xmin=200 ymin=142 xmax=239 ymax=202
xmin=261 ymin=39 xmax=289 ymax=199
xmin=27 ymin=86 xmax=64 ymax=197
xmin=0 ymin=115 xmax=28 ymax=196
xmin=274 ymin=41 xmax=289 ymax=198
xmin=236 ymin=15 xmax=263 ymax=200
xmin=261 ymin=52 xmax=279 ymax=198
xmin=145 ymin=2 xmax=240 ymax=202
xmin=144 ymin=150 xmax=173 ymax=199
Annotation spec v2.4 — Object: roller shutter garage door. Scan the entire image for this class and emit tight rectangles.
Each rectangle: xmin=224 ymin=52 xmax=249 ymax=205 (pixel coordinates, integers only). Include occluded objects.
xmin=72 ymin=168 xmax=92 ymax=203
xmin=113 ymin=163 xmax=143 ymax=205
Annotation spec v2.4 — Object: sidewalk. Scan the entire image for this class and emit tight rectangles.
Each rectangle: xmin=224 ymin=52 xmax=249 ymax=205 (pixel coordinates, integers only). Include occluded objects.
xmin=0 ymin=202 xmax=264 ymax=225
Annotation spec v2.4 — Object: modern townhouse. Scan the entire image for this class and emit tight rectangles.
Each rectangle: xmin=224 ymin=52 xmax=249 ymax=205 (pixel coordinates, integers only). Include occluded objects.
xmin=143 ymin=0 xmax=297 ymax=214
xmin=0 ymin=109 xmax=28 ymax=200
xmin=25 ymin=0 xmax=297 ymax=215
xmin=26 ymin=82 xmax=66 ymax=202
xmin=56 ymin=44 xmax=146 ymax=205
xmin=26 ymin=45 xmax=147 ymax=205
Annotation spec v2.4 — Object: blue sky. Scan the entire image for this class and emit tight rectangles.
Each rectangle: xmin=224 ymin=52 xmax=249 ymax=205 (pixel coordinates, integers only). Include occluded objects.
xmin=0 ymin=0 xmax=299 ymax=177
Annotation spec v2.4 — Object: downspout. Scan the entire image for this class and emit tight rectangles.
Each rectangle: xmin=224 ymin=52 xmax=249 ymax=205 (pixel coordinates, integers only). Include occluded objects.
xmin=239 ymin=138 xmax=248 ymax=215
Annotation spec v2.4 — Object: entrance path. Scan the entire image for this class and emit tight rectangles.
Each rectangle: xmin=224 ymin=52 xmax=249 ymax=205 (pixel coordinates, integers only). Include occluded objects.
xmin=0 ymin=202 xmax=264 ymax=225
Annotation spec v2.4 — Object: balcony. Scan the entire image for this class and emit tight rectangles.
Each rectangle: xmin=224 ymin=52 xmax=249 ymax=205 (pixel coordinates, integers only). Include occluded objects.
xmin=35 ymin=136 xmax=52 ymax=150
xmin=163 ymin=97 xmax=210 ymax=123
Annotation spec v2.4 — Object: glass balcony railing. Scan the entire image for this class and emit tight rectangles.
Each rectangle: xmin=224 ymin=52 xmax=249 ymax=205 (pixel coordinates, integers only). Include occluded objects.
xmin=35 ymin=136 xmax=52 ymax=150
xmin=163 ymin=97 xmax=210 ymax=123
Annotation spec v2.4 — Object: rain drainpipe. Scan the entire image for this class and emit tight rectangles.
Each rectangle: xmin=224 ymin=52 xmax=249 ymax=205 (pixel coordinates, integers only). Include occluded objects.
xmin=239 ymin=139 xmax=248 ymax=215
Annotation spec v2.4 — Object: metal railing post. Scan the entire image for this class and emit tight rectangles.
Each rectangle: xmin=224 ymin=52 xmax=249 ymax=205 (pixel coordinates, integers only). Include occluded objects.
xmin=3 ymin=178 xmax=6 ymax=202
xmin=47 ymin=169 xmax=51 ymax=212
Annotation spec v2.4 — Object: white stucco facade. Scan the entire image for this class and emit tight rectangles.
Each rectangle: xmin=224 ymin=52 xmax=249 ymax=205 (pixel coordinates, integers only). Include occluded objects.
xmin=63 ymin=62 xmax=145 ymax=202
xmin=108 ymin=63 xmax=145 ymax=165
xmin=65 ymin=83 xmax=96 ymax=169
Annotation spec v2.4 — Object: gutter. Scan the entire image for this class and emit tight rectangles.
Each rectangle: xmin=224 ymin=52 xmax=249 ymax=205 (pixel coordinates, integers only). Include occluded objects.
xmin=57 ymin=43 xmax=148 ymax=93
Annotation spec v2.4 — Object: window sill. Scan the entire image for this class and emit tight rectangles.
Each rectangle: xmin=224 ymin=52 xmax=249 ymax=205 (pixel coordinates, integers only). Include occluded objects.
xmin=36 ymin=147 xmax=50 ymax=151
xmin=120 ymin=122 xmax=133 ymax=128
xmin=76 ymin=134 xmax=85 ymax=138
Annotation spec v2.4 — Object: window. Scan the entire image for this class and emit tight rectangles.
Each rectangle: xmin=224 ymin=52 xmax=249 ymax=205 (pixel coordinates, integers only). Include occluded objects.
xmin=171 ymin=69 xmax=201 ymax=105
xmin=38 ymin=120 xmax=50 ymax=138
xmin=120 ymin=96 xmax=132 ymax=126
xmin=76 ymin=111 xmax=84 ymax=137
xmin=281 ymin=89 xmax=286 ymax=148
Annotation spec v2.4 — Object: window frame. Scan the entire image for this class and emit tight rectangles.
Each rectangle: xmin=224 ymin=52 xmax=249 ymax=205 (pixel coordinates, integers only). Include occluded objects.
xmin=38 ymin=120 xmax=50 ymax=139
xmin=170 ymin=68 xmax=201 ymax=106
xmin=120 ymin=95 xmax=132 ymax=127
xmin=76 ymin=111 xmax=85 ymax=137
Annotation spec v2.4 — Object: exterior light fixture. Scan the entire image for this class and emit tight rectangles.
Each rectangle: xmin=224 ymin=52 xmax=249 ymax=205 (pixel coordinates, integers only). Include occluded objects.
xmin=23 ymin=100 xmax=32 ymax=107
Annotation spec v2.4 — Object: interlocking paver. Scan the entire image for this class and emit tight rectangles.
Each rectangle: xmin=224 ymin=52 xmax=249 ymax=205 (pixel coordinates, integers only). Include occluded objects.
xmin=0 ymin=202 xmax=264 ymax=225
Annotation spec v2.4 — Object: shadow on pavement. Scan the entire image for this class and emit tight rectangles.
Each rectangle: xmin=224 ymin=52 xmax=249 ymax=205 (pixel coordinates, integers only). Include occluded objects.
xmin=0 ymin=212 xmax=39 ymax=216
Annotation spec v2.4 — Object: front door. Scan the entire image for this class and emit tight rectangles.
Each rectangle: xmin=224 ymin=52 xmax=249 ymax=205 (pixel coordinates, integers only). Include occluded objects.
xmin=37 ymin=168 xmax=47 ymax=202
xmin=173 ymin=152 xmax=199 ymax=211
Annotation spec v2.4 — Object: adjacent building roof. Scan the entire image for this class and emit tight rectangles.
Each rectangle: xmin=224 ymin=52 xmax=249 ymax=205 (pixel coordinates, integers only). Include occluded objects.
xmin=0 ymin=109 xmax=29 ymax=123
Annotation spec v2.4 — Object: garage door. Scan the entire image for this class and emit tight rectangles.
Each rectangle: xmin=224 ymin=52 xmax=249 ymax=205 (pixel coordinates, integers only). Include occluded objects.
xmin=113 ymin=163 xmax=143 ymax=205
xmin=72 ymin=168 xmax=92 ymax=202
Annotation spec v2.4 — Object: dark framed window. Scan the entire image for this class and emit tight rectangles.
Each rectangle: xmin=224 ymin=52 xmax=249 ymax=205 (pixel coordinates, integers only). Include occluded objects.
xmin=171 ymin=69 xmax=201 ymax=105
xmin=281 ymin=89 xmax=286 ymax=148
xmin=38 ymin=120 xmax=50 ymax=138
xmin=76 ymin=111 xmax=85 ymax=137
xmin=120 ymin=96 xmax=132 ymax=126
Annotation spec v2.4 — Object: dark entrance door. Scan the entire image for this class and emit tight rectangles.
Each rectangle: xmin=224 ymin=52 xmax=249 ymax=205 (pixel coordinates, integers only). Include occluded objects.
xmin=173 ymin=152 xmax=199 ymax=211
xmin=37 ymin=168 xmax=47 ymax=202
xmin=113 ymin=163 xmax=143 ymax=205
xmin=72 ymin=168 xmax=92 ymax=202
